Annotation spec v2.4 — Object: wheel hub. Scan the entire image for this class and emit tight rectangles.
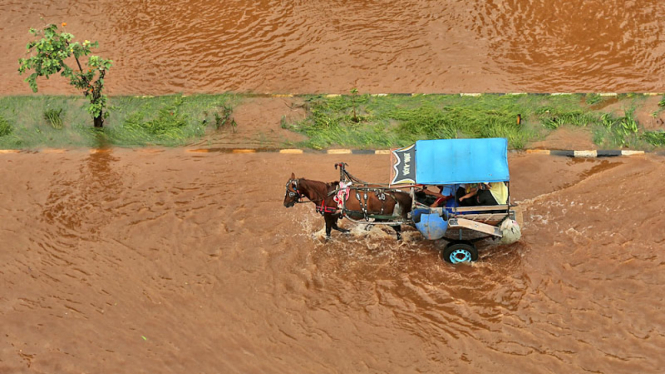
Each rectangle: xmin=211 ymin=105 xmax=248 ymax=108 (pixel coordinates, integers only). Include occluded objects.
xmin=450 ymin=249 xmax=472 ymax=263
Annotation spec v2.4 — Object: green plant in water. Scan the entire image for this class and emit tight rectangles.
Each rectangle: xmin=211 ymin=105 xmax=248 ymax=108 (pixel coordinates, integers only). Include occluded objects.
xmin=18 ymin=23 xmax=113 ymax=127
xmin=213 ymin=104 xmax=236 ymax=131
xmin=0 ymin=115 xmax=13 ymax=137
xmin=214 ymin=112 xmax=222 ymax=128
xmin=44 ymin=108 xmax=64 ymax=129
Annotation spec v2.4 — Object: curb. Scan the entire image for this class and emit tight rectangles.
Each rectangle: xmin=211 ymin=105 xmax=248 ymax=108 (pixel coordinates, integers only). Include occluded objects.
xmin=255 ymin=92 xmax=663 ymax=98
xmin=525 ymin=149 xmax=650 ymax=157
xmin=0 ymin=148 xmax=661 ymax=157
xmin=525 ymin=149 xmax=648 ymax=158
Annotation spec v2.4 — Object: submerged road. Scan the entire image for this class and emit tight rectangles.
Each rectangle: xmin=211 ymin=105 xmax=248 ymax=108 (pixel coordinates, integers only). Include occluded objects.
xmin=1 ymin=151 xmax=663 ymax=373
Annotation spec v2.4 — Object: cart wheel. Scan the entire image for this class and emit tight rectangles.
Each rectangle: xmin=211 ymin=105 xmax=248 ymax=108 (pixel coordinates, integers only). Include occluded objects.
xmin=442 ymin=243 xmax=478 ymax=264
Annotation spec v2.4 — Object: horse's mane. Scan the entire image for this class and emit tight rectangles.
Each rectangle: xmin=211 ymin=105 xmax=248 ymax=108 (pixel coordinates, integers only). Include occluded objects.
xmin=296 ymin=178 xmax=339 ymax=201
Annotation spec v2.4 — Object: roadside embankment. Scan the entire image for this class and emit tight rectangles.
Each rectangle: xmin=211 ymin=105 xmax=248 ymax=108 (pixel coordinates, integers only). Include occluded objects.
xmin=1 ymin=93 xmax=664 ymax=151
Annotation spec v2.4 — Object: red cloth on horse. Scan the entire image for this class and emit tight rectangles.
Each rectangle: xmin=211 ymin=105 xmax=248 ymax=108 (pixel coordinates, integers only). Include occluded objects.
xmin=333 ymin=182 xmax=351 ymax=209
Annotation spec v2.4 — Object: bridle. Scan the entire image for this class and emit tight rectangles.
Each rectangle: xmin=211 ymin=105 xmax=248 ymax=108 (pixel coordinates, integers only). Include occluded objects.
xmin=285 ymin=178 xmax=306 ymax=203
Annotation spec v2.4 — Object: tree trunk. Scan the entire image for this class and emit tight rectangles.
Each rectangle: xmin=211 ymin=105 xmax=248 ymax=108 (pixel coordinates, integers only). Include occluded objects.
xmin=91 ymin=86 xmax=104 ymax=128
xmin=94 ymin=114 xmax=103 ymax=128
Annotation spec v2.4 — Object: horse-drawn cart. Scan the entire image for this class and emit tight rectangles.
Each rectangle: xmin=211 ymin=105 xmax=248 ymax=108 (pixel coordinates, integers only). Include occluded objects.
xmin=284 ymin=138 xmax=521 ymax=263
xmin=391 ymin=138 xmax=521 ymax=263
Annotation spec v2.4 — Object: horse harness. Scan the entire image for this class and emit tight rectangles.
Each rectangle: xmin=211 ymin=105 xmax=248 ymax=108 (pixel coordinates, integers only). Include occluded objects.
xmin=333 ymin=162 xmax=395 ymax=220
xmin=287 ymin=178 xmax=396 ymax=220
xmin=316 ymin=201 xmax=338 ymax=215
xmin=332 ymin=185 xmax=393 ymax=221
xmin=286 ymin=178 xmax=340 ymax=214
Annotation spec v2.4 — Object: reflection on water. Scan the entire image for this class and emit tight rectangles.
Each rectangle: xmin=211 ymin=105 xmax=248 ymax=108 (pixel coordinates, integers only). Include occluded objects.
xmin=41 ymin=149 xmax=122 ymax=242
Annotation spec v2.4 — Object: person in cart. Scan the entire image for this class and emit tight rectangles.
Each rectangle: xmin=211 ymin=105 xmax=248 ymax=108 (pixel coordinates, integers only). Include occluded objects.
xmin=457 ymin=182 xmax=508 ymax=206
xmin=419 ymin=184 xmax=458 ymax=207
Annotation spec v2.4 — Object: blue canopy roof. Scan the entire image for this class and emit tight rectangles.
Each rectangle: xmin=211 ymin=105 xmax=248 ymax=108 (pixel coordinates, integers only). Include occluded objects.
xmin=414 ymin=138 xmax=509 ymax=184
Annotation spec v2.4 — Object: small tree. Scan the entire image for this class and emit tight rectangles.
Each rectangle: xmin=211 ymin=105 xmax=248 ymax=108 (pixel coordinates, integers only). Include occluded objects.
xmin=18 ymin=23 xmax=112 ymax=128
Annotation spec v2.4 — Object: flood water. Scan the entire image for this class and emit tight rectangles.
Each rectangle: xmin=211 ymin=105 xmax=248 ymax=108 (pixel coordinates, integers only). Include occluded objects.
xmin=2 ymin=0 xmax=665 ymax=95
xmin=1 ymin=151 xmax=664 ymax=373
xmin=2 ymin=1 xmax=665 ymax=372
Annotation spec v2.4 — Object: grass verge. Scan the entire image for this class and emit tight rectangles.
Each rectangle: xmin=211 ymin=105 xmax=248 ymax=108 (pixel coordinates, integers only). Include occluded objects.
xmin=0 ymin=94 xmax=239 ymax=149
xmin=0 ymin=92 xmax=664 ymax=150
xmin=282 ymin=93 xmax=664 ymax=150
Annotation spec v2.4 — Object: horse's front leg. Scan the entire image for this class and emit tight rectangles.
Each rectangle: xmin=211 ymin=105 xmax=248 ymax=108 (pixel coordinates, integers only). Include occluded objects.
xmin=324 ymin=214 xmax=336 ymax=239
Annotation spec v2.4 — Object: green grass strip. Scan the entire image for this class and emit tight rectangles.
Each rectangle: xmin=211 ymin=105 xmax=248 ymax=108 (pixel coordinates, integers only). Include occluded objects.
xmin=283 ymin=93 xmax=660 ymax=150
xmin=1 ymin=92 xmax=663 ymax=151
xmin=0 ymin=94 xmax=239 ymax=149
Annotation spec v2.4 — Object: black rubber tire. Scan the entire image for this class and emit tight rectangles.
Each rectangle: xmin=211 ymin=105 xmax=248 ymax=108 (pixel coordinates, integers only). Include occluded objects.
xmin=442 ymin=242 xmax=479 ymax=263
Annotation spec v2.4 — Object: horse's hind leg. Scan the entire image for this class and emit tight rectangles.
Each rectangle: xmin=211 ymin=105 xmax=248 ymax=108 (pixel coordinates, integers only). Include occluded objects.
xmin=332 ymin=216 xmax=350 ymax=234
xmin=375 ymin=218 xmax=402 ymax=240
xmin=392 ymin=225 xmax=402 ymax=241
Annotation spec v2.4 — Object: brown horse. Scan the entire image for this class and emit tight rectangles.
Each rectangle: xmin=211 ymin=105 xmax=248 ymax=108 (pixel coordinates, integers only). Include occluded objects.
xmin=283 ymin=173 xmax=412 ymax=239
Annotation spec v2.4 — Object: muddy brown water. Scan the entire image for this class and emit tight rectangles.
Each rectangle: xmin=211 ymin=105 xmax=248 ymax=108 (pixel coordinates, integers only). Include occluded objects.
xmin=2 ymin=1 xmax=665 ymax=371
xmin=1 ymin=151 xmax=664 ymax=373
xmin=2 ymin=0 xmax=665 ymax=95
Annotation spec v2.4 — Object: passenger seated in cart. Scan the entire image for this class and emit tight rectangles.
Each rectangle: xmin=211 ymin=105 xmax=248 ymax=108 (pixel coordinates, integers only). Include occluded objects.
xmin=414 ymin=186 xmax=437 ymax=206
xmin=456 ymin=182 xmax=508 ymax=206
xmin=418 ymin=185 xmax=457 ymax=207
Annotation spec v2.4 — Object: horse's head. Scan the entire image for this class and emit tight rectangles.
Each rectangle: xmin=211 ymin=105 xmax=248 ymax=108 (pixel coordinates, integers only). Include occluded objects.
xmin=284 ymin=173 xmax=303 ymax=208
